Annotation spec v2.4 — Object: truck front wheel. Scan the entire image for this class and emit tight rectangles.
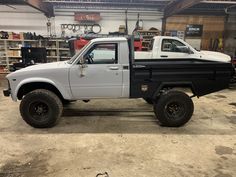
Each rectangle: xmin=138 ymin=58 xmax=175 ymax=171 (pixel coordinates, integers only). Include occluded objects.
xmin=154 ymin=90 xmax=194 ymax=127
xmin=20 ymin=89 xmax=63 ymax=128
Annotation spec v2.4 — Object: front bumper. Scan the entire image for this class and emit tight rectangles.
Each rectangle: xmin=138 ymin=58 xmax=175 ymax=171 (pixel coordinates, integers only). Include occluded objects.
xmin=3 ymin=89 xmax=10 ymax=97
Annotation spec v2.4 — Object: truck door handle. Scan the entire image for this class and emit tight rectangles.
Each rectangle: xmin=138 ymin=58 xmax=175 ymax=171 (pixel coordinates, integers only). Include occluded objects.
xmin=109 ymin=66 xmax=119 ymax=70
xmin=161 ymin=55 xmax=168 ymax=58
xmin=134 ymin=65 xmax=146 ymax=68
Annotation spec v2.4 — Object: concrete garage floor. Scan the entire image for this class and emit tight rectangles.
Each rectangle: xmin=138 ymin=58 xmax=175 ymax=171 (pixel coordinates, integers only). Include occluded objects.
xmin=0 ymin=75 xmax=236 ymax=177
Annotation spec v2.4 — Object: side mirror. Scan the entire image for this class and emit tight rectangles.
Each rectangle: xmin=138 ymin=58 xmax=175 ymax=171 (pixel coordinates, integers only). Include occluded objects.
xmin=187 ymin=47 xmax=193 ymax=54
xmin=90 ymin=52 xmax=94 ymax=59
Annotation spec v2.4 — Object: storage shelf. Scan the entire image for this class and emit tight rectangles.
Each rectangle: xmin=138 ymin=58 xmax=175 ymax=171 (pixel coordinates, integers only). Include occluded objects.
xmin=137 ymin=30 xmax=159 ymax=33
xmin=60 ymin=56 xmax=70 ymax=59
xmin=49 ymin=39 xmax=64 ymax=42
xmin=59 ymin=48 xmax=69 ymax=51
xmin=9 ymin=48 xmax=21 ymax=50
xmin=142 ymin=35 xmax=156 ymax=37
xmin=0 ymin=38 xmax=70 ymax=69
xmin=137 ymin=30 xmax=160 ymax=51
xmin=47 ymin=56 xmax=58 ymax=58
xmin=46 ymin=48 xmax=57 ymax=50
xmin=0 ymin=39 xmax=37 ymax=42
xmin=7 ymin=56 xmax=21 ymax=58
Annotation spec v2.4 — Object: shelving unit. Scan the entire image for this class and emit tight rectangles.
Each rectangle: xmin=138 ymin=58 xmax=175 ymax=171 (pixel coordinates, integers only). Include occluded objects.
xmin=0 ymin=40 xmax=9 ymax=73
xmin=41 ymin=39 xmax=70 ymax=63
xmin=137 ymin=30 xmax=160 ymax=51
xmin=0 ymin=38 xmax=71 ymax=73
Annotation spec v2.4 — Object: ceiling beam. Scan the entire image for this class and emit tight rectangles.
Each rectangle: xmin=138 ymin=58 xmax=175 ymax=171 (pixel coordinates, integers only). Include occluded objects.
xmin=201 ymin=1 xmax=236 ymax=5
xmin=164 ymin=0 xmax=202 ymax=17
xmin=24 ymin=0 xmax=54 ymax=17
xmin=44 ymin=0 xmax=170 ymax=11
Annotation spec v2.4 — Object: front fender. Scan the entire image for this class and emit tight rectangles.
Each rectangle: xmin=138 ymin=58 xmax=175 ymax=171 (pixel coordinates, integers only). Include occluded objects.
xmin=12 ymin=77 xmax=72 ymax=101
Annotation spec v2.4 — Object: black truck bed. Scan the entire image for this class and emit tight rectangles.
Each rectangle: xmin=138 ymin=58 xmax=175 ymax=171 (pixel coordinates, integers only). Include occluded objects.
xmin=130 ymin=58 xmax=234 ymax=98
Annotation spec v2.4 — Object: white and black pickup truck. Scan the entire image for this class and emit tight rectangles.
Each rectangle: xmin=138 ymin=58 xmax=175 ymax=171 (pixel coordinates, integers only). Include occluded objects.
xmin=3 ymin=37 xmax=235 ymax=128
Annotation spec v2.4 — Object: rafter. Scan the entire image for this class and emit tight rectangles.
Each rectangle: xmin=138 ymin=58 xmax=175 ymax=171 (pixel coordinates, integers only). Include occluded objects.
xmin=164 ymin=0 xmax=202 ymax=17
xmin=24 ymin=0 xmax=54 ymax=17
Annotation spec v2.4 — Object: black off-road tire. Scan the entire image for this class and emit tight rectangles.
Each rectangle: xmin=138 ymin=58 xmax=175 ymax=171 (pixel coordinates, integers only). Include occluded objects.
xmin=20 ymin=89 xmax=63 ymax=128
xmin=143 ymin=98 xmax=153 ymax=104
xmin=153 ymin=90 xmax=194 ymax=127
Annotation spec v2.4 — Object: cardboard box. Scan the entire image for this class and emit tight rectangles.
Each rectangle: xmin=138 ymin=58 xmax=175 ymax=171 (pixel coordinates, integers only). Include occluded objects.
xmin=13 ymin=33 xmax=20 ymax=39
xmin=13 ymin=50 xmax=21 ymax=57
xmin=7 ymin=50 xmax=13 ymax=56
xmin=20 ymin=32 xmax=24 ymax=40
xmin=8 ymin=32 xmax=13 ymax=40
xmin=119 ymin=25 xmax=126 ymax=33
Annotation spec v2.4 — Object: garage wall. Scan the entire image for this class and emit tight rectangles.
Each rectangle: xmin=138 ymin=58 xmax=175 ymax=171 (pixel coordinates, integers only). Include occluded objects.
xmin=54 ymin=11 xmax=163 ymax=36
xmin=0 ymin=5 xmax=163 ymax=37
xmin=0 ymin=5 xmax=48 ymax=35
xmin=165 ymin=15 xmax=225 ymax=50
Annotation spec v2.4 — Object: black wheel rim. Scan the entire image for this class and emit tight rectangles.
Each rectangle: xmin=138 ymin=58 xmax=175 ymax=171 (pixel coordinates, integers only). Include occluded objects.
xmin=164 ymin=101 xmax=185 ymax=119
xmin=29 ymin=101 xmax=49 ymax=122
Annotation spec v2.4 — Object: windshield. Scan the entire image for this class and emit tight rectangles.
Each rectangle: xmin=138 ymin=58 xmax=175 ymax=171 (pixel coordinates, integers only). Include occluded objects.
xmin=67 ymin=41 xmax=91 ymax=64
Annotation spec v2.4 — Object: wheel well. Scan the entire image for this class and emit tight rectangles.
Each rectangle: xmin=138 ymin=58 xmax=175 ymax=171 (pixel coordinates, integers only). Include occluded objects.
xmin=156 ymin=84 xmax=197 ymax=98
xmin=17 ymin=82 xmax=64 ymax=100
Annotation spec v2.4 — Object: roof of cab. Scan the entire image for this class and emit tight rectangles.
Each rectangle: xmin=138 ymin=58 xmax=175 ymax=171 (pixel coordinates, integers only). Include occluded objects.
xmin=91 ymin=37 xmax=127 ymax=42
xmin=153 ymin=36 xmax=180 ymax=40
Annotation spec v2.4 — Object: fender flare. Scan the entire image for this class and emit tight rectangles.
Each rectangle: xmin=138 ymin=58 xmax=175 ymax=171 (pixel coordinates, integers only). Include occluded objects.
xmin=152 ymin=81 xmax=197 ymax=98
xmin=14 ymin=77 xmax=72 ymax=101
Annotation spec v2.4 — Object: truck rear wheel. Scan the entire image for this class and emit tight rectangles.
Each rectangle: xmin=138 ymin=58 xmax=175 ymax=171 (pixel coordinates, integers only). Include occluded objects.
xmin=154 ymin=90 xmax=194 ymax=127
xmin=20 ymin=89 xmax=63 ymax=128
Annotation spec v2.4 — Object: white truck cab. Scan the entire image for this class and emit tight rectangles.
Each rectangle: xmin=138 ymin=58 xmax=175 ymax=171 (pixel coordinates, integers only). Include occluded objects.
xmin=135 ymin=36 xmax=231 ymax=63
xmin=69 ymin=37 xmax=130 ymax=99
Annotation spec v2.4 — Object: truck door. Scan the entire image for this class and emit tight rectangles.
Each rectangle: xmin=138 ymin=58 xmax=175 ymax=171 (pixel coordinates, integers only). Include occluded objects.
xmin=69 ymin=43 xmax=123 ymax=99
xmin=159 ymin=39 xmax=195 ymax=59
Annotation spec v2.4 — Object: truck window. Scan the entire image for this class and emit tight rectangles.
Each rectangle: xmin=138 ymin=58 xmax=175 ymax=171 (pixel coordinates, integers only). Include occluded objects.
xmin=161 ymin=39 xmax=186 ymax=53
xmin=85 ymin=43 xmax=118 ymax=64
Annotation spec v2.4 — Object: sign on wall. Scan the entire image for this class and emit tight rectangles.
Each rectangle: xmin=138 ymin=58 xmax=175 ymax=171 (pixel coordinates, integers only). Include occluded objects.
xmin=185 ymin=24 xmax=203 ymax=37
xmin=74 ymin=12 xmax=101 ymax=22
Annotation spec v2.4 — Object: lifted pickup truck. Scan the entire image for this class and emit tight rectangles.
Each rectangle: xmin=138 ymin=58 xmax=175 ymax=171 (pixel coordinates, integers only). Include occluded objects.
xmin=3 ymin=37 xmax=234 ymax=128
xmin=135 ymin=36 xmax=232 ymax=63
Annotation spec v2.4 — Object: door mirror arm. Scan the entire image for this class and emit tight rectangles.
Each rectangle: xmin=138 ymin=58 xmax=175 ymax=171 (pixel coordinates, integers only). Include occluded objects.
xmin=79 ymin=57 xmax=85 ymax=64
xmin=81 ymin=63 xmax=88 ymax=68
xmin=78 ymin=57 xmax=87 ymax=77
xmin=79 ymin=57 xmax=88 ymax=68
